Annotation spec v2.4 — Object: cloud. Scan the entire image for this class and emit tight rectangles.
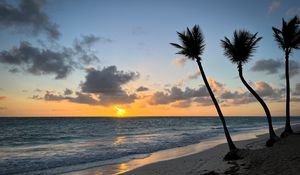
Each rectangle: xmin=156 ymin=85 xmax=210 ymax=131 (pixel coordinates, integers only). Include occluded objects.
xmin=194 ymin=97 xmax=213 ymax=106
xmin=68 ymin=92 xmax=98 ymax=105
xmin=268 ymin=0 xmax=280 ymax=14
xmin=0 ymin=35 xmax=103 ymax=79
xmin=0 ymin=0 xmax=60 ymax=39
xmin=73 ymin=34 xmax=112 ymax=65
xmin=97 ymin=92 xmax=137 ymax=106
xmin=34 ymin=66 xmax=140 ymax=106
xmin=288 ymin=60 xmax=300 ymax=78
xmin=8 ymin=68 xmax=19 ymax=73
xmin=219 ymin=81 xmax=285 ymax=106
xmin=42 ymin=91 xmax=99 ymax=105
xmin=208 ymin=77 xmax=225 ymax=93
xmin=173 ymin=57 xmax=187 ymax=67
xmin=172 ymin=99 xmax=192 ymax=108
xmin=64 ymin=88 xmax=73 ymax=95
xmin=251 ymin=59 xmax=282 ymax=74
xmin=0 ymin=96 xmax=6 ymax=100
xmin=293 ymin=83 xmax=300 ymax=96
xmin=136 ymin=86 xmax=149 ymax=92
xmin=0 ymin=41 xmax=73 ymax=79
xmin=251 ymin=59 xmax=299 ymax=78
xmin=81 ymin=66 xmax=139 ymax=94
xmin=187 ymin=71 xmax=200 ymax=80
xmin=255 ymin=81 xmax=285 ymax=100
xmin=149 ymin=86 xmax=209 ymax=105
xmin=220 ymin=90 xmax=256 ymax=105
xmin=44 ymin=91 xmax=65 ymax=101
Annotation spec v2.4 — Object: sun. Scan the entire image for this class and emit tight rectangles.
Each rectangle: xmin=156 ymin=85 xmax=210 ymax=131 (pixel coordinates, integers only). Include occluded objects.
xmin=115 ymin=106 xmax=126 ymax=117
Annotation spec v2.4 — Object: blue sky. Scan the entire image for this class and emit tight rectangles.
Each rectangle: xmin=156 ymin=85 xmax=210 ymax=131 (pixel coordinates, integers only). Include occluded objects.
xmin=0 ymin=0 xmax=299 ymax=116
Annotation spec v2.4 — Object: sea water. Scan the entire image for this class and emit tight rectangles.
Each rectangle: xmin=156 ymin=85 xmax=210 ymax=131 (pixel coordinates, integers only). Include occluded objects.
xmin=1 ymin=117 xmax=299 ymax=174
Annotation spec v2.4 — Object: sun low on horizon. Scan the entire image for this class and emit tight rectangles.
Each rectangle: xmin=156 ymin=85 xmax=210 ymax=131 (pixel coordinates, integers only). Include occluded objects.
xmin=0 ymin=0 xmax=299 ymax=117
xmin=115 ymin=106 xmax=127 ymax=117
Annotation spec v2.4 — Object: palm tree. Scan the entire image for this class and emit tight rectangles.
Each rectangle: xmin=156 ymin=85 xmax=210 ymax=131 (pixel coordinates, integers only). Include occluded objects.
xmin=272 ymin=16 xmax=300 ymax=137
xmin=221 ymin=30 xmax=279 ymax=146
xmin=170 ymin=25 xmax=238 ymax=153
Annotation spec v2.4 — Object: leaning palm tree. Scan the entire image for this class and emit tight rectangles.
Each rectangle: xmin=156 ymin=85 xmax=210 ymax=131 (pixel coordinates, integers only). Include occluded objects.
xmin=221 ymin=30 xmax=279 ymax=146
xmin=272 ymin=16 xmax=300 ymax=137
xmin=170 ymin=25 xmax=238 ymax=155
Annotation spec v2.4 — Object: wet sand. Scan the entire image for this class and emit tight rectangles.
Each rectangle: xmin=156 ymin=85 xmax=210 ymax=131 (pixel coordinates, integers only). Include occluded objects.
xmin=123 ymin=124 xmax=300 ymax=175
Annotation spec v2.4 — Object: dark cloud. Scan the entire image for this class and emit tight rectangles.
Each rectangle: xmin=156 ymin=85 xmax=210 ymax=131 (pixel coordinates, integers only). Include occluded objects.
xmin=172 ymin=99 xmax=192 ymax=108
xmin=0 ymin=96 xmax=6 ymax=100
xmin=251 ymin=59 xmax=299 ymax=78
xmin=73 ymin=34 xmax=111 ymax=65
xmin=64 ymin=88 xmax=73 ymax=95
xmin=194 ymin=97 xmax=213 ymax=106
xmin=98 ymin=93 xmax=137 ymax=106
xmin=44 ymin=91 xmax=65 ymax=101
xmin=149 ymin=86 xmax=209 ymax=105
xmin=0 ymin=0 xmax=60 ymax=39
xmin=68 ymin=92 xmax=98 ymax=105
xmin=8 ymin=68 xmax=19 ymax=73
xmin=220 ymin=91 xmax=243 ymax=99
xmin=136 ymin=86 xmax=149 ymax=92
xmin=33 ymin=66 xmax=140 ymax=106
xmin=81 ymin=66 xmax=139 ymax=94
xmin=41 ymin=91 xmax=98 ymax=105
xmin=81 ymin=66 xmax=139 ymax=105
xmin=0 ymin=41 xmax=73 ymax=79
xmin=219 ymin=81 xmax=285 ymax=106
xmin=251 ymin=59 xmax=282 ymax=74
xmin=288 ymin=60 xmax=300 ymax=78
xmin=255 ymin=81 xmax=281 ymax=99
xmin=293 ymin=83 xmax=300 ymax=96
xmin=0 ymin=35 xmax=102 ymax=79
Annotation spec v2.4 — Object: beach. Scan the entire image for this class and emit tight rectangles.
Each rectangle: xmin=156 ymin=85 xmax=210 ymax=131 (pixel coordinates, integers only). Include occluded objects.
xmin=122 ymin=124 xmax=300 ymax=175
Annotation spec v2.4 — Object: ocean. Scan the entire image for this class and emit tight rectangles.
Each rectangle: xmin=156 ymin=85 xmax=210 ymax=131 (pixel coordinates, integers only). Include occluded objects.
xmin=1 ymin=117 xmax=300 ymax=174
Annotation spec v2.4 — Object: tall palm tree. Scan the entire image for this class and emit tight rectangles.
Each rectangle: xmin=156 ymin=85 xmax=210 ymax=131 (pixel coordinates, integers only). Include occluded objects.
xmin=272 ymin=16 xmax=300 ymax=137
xmin=221 ymin=30 xmax=279 ymax=146
xmin=170 ymin=25 xmax=237 ymax=152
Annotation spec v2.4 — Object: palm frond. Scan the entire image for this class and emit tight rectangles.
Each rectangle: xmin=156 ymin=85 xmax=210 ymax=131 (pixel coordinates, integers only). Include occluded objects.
xmin=221 ymin=30 xmax=261 ymax=65
xmin=273 ymin=16 xmax=300 ymax=51
xmin=170 ymin=25 xmax=205 ymax=61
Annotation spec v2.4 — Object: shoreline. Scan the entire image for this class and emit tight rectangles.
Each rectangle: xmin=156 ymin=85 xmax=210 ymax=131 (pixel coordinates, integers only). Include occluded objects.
xmin=122 ymin=124 xmax=300 ymax=175
xmin=63 ymin=127 xmax=279 ymax=175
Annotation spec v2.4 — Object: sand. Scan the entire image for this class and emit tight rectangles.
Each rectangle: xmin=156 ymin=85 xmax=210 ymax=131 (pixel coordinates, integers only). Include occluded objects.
xmin=123 ymin=124 xmax=300 ymax=175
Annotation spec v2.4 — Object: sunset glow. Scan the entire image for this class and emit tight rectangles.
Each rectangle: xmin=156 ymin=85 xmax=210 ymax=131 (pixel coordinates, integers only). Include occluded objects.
xmin=0 ymin=0 xmax=299 ymax=117
xmin=115 ymin=107 xmax=126 ymax=117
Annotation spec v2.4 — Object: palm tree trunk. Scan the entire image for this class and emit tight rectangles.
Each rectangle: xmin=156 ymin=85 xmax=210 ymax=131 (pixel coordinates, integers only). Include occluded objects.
xmin=238 ymin=63 xmax=277 ymax=139
xmin=284 ymin=49 xmax=293 ymax=134
xmin=196 ymin=58 xmax=237 ymax=151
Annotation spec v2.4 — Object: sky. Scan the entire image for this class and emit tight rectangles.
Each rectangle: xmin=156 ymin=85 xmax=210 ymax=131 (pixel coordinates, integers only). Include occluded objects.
xmin=0 ymin=0 xmax=299 ymax=117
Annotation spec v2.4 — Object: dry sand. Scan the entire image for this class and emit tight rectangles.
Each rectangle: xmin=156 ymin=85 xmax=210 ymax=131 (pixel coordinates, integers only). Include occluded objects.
xmin=123 ymin=124 xmax=300 ymax=175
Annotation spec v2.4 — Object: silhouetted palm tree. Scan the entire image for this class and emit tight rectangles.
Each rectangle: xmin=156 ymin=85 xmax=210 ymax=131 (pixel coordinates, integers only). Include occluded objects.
xmin=272 ymin=16 xmax=300 ymax=137
xmin=170 ymin=25 xmax=237 ymax=152
xmin=221 ymin=30 xmax=279 ymax=146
